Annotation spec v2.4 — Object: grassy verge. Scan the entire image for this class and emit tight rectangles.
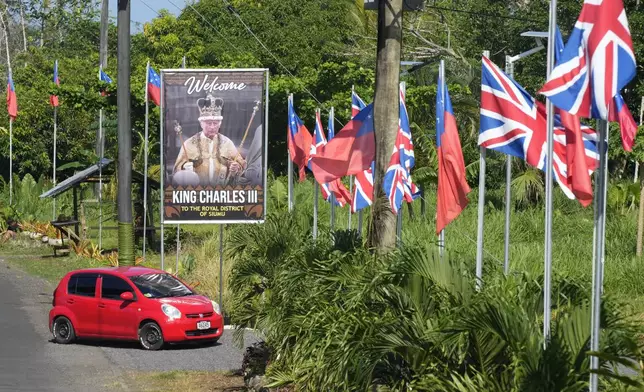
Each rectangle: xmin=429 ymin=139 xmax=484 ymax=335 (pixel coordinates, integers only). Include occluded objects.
xmin=128 ymin=370 xmax=245 ymax=392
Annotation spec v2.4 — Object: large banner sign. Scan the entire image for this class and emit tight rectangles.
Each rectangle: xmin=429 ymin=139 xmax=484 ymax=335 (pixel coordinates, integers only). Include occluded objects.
xmin=161 ymin=69 xmax=268 ymax=224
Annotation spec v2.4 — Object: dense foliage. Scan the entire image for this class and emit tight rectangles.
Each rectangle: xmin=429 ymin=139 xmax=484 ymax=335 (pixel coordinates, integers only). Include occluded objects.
xmin=1 ymin=0 xmax=643 ymax=195
xmin=226 ymin=208 xmax=644 ymax=391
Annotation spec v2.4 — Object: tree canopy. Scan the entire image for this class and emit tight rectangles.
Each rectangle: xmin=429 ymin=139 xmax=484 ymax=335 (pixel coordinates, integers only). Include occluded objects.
xmin=0 ymin=0 xmax=642 ymax=197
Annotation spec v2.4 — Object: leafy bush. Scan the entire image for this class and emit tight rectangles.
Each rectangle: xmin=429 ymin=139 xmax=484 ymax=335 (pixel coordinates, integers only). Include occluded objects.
xmin=228 ymin=209 xmax=644 ymax=391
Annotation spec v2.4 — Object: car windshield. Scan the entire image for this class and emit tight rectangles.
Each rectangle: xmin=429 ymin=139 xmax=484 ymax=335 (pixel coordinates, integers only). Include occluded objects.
xmin=129 ymin=273 xmax=194 ymax=299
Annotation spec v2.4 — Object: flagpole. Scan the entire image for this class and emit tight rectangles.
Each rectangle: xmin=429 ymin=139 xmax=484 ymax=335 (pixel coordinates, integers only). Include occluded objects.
xmin=352 ymin=85 xmax=365 ymax=237
xmin=330 ymin=106 xmax=335 ymax=231
xmin=438 ymin=62 xmax=445 ymax=257
xmin=143 ymin=61 xmax=150 ymax=261
xmin=589 ymin=119 xmax=609 ymax=392
xmin=53 ymin=106 xmax=57 ymax=220
xmin=288 ymin=94 xmax=294 ymax=213
xmin=476 ymin=51 xmax=490 ymax=291
xmin=99 ymin=107 xmax=103 ymax=250
xmin=636 ymin=97 xmax=644 ymax=182
xmin=313 ymin=183 xmax=318 ymax=240
xmin=313 ymin=108 xmax=320 ymax=240
xmin=396 ymin=82 xmax=405 ymax=248
xmin=348 ymin=176 xmax=353 ymax=229
xmin=504 ymin=55 xmax=514 ymax=276
xmin=9 ymin=118 xmax=12 ymax=205
xmin=543 ymin=0 xmax=557 ymax=344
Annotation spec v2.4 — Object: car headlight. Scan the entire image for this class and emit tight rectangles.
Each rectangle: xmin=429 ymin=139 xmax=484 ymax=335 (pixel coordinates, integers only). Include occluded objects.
xmin=161 ymin=304 xmax=181 ymax=320
xmin=210 ymin=300 xmax=221 ymax=315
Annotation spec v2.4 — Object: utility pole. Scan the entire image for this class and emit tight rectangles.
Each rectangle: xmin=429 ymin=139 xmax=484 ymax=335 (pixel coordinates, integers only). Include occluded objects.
xmin=368 ymin=0 xmax=403 ymax=250
xmin=97 ymin=0 xmax=108 ymax=196
xmin=117 ymin=0 xmax=133 ymax=265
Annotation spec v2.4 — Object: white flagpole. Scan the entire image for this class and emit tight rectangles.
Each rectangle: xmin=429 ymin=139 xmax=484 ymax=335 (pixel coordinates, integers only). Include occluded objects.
xmin=288 ymin=94 xmax=294 ymax=212
xmin=143 ymin=61 xmax=150 ymax=260
xmin=53 ymin=106 xmax=57 ymax=220
xmin=313 ymin=108 xmax=320 ymax=240
xmin=476 ymin=51 xmax=490 ymax=290
xmin=348 ymin=176 xmax=353 ymax=229
xmin=329 ymin=107 xmax=336 ymax=231
xmin=636 ymin=97 xmax=644 ymax=182
xmin=9 ymin=118 xmax=12 ymax=205
xmin=438 ymin=61 xmax=445 ymax=257
xmin=504 ymin=55 xmax=514 ymax=275
xmin=589 ymin=118 xmax=609 ymax=392
xmin=99 ymin=107 xmax=103 ymax=250
xmin=98 ymin=66 xmax=103 ymax=250
xmin=352 ymin=85 xmax=365 ymax=237
xmin=543 ymin=0 xmax=557 ymax=343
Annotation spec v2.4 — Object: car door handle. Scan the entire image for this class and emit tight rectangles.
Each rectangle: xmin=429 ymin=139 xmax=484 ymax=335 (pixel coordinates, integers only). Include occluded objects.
xmin=66 ymin=299 xmax=75 ymax=304
xmin=98 ymin=303 xmax=106 ymax=308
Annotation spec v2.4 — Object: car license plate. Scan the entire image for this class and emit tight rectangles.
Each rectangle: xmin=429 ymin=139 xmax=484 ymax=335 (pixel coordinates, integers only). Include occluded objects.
xmin=197 ymin=321 xmax=211 ymax=330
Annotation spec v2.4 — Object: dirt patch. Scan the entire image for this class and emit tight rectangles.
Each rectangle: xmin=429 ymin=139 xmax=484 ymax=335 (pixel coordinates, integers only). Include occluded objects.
xmin=129 ymin=370 xmax=246 ymax=392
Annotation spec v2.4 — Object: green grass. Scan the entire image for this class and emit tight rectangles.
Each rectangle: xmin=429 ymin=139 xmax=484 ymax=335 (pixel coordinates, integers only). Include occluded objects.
xmin=4 ymin=174 xmax=644 ymax=318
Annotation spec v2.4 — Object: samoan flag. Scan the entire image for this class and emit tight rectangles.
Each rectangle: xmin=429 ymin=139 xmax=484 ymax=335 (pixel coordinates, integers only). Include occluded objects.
xmin=148 ymin=64 xmax=161 ymax=106
xmin=287 ymin=96 xmax=313 ymax=182
xmin=7 ymin=71 xmax=17 ymax=120
xmin=325 ymin=110 xmax=352 ymax=206
xmin=50 ymin=60 xmax=60 ymax=107
xmin=350 ymin=90 xmax=374 ymax=213
xmin=99 ymin=66 xmax=112 ymax=97
xmin=309 ymin=103 xmax=375 ymax=185
xmin=436 ymin=66 xmax=470 ymax=234
xmin=383 ymin=86 xmax=420 ymax=214
xmin=539 ymin=0 xmax=637 ymax=150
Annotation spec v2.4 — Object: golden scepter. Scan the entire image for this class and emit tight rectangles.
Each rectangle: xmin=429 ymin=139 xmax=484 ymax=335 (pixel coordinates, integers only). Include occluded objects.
xmin=174 ymin=120 xmax=189 ymax=153
xmin=238 ymin=100 xmax=261 ymax=152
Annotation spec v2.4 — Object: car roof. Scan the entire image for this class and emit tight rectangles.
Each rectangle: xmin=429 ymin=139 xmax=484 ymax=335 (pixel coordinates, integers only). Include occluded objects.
xmin=66 ymin=266 xmax=166 ymax=277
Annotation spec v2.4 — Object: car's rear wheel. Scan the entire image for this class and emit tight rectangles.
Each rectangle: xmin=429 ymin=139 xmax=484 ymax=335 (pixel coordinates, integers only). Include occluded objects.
xmin=52 ymin=316 xmax=75 ymax=344
xmin=138 ymin=322 xmax=164 ymax=350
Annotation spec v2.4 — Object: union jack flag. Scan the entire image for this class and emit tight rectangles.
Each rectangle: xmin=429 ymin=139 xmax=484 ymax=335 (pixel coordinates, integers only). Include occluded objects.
xmin=539 ymin=0 xmax=636 ymax=121
xmin=383 ymin=85 xmax=420 ymax=214
xmin=350 ymin=90 xmax=373 ymax=213
xmin=479 ymin=55 xmax=598 ymax=200
xmin=352 ymin=89 xmax=366 ymax=118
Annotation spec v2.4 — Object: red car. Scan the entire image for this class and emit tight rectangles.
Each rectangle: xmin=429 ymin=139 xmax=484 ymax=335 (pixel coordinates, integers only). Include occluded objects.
xmin=49 ymin=266 xmax=223 ymax=350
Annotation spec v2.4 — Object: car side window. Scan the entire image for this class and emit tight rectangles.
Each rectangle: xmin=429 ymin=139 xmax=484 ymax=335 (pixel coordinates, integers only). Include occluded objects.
xmin=101 ymin=275 xmax=134 ymax=300
xmin=68 ymin=273 xmax=98 ymax=297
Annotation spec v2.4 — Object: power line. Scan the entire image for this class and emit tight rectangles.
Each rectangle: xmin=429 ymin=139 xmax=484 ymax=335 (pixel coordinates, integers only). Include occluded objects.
xmin=216 ymin=0 xmax=328 ymax=110
xmin=425 ymin=4 xmax=543 ymax=24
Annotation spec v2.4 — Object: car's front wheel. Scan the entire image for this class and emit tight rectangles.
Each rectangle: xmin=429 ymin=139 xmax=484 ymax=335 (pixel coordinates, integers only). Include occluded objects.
xmin=138 ymin=322 xmax=164 ymax=350
xmin=52 ymin=316 xmax=75 ymax=344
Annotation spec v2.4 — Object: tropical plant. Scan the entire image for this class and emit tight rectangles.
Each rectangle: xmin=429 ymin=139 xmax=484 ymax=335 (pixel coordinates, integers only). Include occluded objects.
xmin=227 ymin=209 xmax=644 ymax=391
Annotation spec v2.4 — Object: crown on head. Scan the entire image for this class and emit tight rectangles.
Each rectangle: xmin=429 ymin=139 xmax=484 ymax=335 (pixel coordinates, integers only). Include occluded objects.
xmin=197 ymin=94 xmax=224 ymax=121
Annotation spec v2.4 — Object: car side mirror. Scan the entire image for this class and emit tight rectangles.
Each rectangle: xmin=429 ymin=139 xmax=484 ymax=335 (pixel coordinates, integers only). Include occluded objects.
xmin=120 ymin=291 xmax=135 ymax=301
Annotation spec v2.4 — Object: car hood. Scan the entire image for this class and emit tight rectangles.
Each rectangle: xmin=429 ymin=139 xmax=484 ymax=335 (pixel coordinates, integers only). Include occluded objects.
xmin=157 ymin=295 xmax=213 ymax=314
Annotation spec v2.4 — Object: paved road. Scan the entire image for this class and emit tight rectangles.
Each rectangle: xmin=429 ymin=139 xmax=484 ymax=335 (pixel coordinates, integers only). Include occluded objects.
xmin=0 ymin=257 xmax=259 ymax=391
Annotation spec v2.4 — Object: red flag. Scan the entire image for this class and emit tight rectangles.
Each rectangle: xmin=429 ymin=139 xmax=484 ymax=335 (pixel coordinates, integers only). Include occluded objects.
xmin=558 ymin=109 xmax=594 ymax=207
xmin=287 ymin=97 xmax=313 ymax=182
xmin=7 ymin=71 xmax=17 ymax=120
xmin=309 ymin=103 xmax=374 ymax=185
xmin=328 ymin=179 xmax=352 ymax=206
xmin=436 ymin=72 xmax=470 ymax=234
xmin=50 ymin=60 xmax=60 ymax=107
xmin=609 ymin=94 xmax=637 ymax=152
